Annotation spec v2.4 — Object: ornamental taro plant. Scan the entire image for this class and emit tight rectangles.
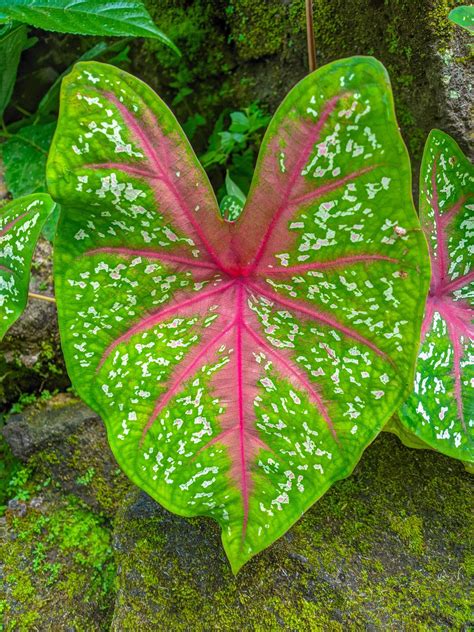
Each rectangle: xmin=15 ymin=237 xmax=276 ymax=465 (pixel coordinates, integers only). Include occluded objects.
xmin=398 ymin=130 xmax=473 ymax=464
xmin=45 ymin=56 xmax=430 ymax=571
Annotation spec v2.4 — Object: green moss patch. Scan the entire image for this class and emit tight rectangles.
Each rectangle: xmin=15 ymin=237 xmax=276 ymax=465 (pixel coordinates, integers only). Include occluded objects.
xmin=0 ymin=495 xmax=115 ymax=631
xmin=111 ymin=433 xmax=472 ymax=630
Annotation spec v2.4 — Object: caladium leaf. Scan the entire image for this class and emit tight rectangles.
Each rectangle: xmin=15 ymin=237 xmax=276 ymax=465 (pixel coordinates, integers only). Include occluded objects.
xmin=47 ymin=58 xmax=429 ymax=572
xmin=0 ymin=194 xmax=55 ymax=339
xmin=399 ymin=130 xmax=473 ymax=464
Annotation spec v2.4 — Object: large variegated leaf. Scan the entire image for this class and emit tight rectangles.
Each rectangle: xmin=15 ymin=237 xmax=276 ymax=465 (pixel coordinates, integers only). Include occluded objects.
xmin=0 ymin=194 xmax=54 ymax=339
xmin=399 ymin=130 xmax=473 ymax=464
xmin=47 ymin=58 xmax=429 ymax=572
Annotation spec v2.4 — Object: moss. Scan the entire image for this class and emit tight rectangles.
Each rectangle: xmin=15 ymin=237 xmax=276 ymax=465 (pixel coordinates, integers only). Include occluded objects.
xmin=0 ymin=495 xmax=115 ymax=630
xmin=111 ymin=434 xmax=472 ymax=629
xmin=388 ymin=511 xmax=425 ymax=555
xmin=309 ymin=0 xmax=458 ymax=161
xmin=225 ymin=0 xmax=305 ymax=61
xmin=12 ymin=395 xmax=133 ymax=517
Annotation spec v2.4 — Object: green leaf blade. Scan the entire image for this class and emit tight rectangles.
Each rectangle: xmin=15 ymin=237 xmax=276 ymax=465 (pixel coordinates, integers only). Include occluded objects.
xmin=399 ymin=130 xmax=474 ymax=464
xmin=0 ymin=0 xmax=180 ymax=54
xmin=0 ymin=194 xmax=54 ymax=339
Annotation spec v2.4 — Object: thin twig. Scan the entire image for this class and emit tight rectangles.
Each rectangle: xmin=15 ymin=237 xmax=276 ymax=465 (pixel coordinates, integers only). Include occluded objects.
xmin=305 ymin=0 xmax=316 ymax=73
xmin=28 ymin=291 xmax=56 ymax=304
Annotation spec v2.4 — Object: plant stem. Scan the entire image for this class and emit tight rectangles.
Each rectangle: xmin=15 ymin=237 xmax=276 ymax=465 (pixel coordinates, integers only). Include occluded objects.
xmin=305 ymin=0 xmax=316 ymax=73
xmin=28 ymin=291 xmax=56 ymax=304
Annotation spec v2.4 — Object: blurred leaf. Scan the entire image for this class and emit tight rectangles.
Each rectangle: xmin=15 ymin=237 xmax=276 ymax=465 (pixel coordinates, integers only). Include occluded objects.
xmin=229 ymin=111 xmax=249 ymax=133
xmin=200 ymin=104 xmax=270 ymax=173
xmin=2 ymin=122 xmax=55 ymax=197
xmin=448 ymin=6 xmax=474 ymax=33
xmin=0 ymin=0 xmax=180 ymax=55
xmin=106 ymin=44 xmax=130 ymax=66
xmin=182 ymin=113 xmax=206 ymax=141
xmin=41 ymin=201 xmax=60 ymax=241
xmin=0 ymin=23 xmax=27 ymax=118
xmin=225 ymin=170 xmax=246 ymax=204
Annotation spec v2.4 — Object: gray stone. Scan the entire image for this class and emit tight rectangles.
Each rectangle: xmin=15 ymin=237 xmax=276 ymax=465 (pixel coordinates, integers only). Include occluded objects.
xmin=2 ymin=395 xmax=130 ymax=516
xmin=2 ymin=394 xmax=97 ymax=459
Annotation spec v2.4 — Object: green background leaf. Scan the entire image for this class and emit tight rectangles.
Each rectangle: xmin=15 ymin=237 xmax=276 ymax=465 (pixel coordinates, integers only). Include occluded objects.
xmin=2 ymin=122 xmax=55 ymax=198
xmin=0 ymin=23 xmax=27 ymax=118
xmin=0 ymin=194 xmax=54 ymax=339
xmin=0 ymin=0 xmax=180 ymax=54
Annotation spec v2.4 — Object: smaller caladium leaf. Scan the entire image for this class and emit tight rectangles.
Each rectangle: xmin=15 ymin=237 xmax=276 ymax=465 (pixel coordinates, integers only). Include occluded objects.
xmin=219 ymin=172 xmax=246 ymax=221
xmin=0 ymin=194 xmax=54 ymax=339
xmin=448 ymin=6 xmax=474 ymax=33
xmin=399 ymin=130 xmax=473 ymax=464
xmin=47 ymin=58 xmax=430 ymax=573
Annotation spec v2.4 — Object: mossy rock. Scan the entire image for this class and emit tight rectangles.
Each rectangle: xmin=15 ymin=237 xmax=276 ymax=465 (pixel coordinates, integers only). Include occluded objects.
xmin=2 ymin=395 xmax=130 ymax=517
xmin=0 ymin=493 xmax=115 ymax=631
xmin=111 ymin=433 xmax=472 ymax=630
xmin=134 ymin=0 xmax=472 ymax=170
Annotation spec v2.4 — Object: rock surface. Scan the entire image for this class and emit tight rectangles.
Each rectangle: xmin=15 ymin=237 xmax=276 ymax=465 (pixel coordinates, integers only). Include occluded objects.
xmin=1 ymin=395 xmax=130 ymax=516
xmin=0 ymin=402 xmax=471 ymax=630
xmin=111 ymin=433 xmax=472 ymax=630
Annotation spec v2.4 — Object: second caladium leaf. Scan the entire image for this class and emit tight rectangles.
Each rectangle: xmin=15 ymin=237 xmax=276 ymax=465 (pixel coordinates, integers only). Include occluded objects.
xmin=399 ymin=130 xmax=473 ymax=464
xmin=0 ymin=194 xmax=54 ymax=339
xmin=47 ymin=58 xmax=429 ymax=572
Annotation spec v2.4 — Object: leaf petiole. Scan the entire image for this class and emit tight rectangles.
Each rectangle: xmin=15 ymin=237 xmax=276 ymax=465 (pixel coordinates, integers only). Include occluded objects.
xmin=28 ymin=291 xmax=56 ymax=304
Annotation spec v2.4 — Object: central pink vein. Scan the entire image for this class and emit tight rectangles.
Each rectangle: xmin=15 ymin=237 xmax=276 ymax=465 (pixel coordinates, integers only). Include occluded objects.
xmin=235 ymin=282 xmax=250 ymax=538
